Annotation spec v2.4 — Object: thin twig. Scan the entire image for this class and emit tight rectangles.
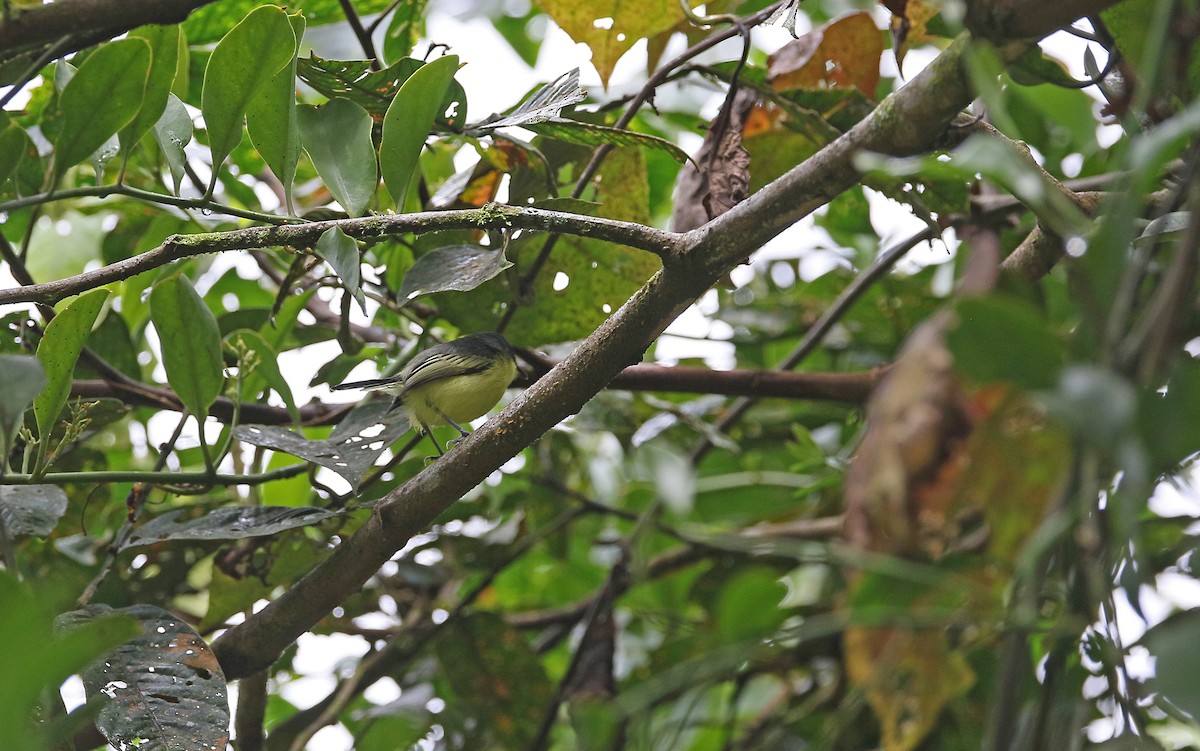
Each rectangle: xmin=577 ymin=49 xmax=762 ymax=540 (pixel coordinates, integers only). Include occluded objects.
xmin=690 ymin=223 xmax=941 ymax=464
xmin=1 ymin=463 xmax=309 ymax=487
xmin=336 ymin=0 xmax=380 ymax=69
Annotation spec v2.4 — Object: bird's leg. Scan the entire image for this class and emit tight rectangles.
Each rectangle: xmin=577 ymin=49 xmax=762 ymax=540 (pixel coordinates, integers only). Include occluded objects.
xmin=420 ymin=421 xmax=446 ymax=464
xmin=434 ymin=409 xmax=472 ymax=449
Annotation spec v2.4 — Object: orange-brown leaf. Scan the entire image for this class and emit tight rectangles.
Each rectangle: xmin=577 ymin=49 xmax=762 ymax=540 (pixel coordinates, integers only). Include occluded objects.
xmin=768 ymin=12 xmax=884 ymax=98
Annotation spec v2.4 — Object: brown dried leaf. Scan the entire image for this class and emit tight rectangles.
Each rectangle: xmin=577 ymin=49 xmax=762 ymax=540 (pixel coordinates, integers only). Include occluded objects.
xmin=768 ymin=11 xmax=884 ymax=98
xmin=670 ymin=89 xmax=756 ymax=232
xmin=887 ymin=0 xmax=942 ymax=71
xmin=842 ymin=313 xmax=969 ymax=555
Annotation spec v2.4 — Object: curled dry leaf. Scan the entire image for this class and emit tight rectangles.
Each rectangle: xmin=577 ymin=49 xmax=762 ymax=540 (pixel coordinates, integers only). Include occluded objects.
xmin=671 ymin=89 xmax=756 ymax=232
xmin=841 ymin=308 xmax=1071 ymax=751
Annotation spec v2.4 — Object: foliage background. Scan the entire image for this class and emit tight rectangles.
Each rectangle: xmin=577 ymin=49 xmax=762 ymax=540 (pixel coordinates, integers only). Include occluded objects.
xmin=2 ymin=0 xmax=1200 ymax=749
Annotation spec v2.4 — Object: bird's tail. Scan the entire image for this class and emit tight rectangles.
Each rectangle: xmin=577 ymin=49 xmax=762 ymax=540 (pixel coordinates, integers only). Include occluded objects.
xmin=331 ymin=378 xmax=401 ymax=391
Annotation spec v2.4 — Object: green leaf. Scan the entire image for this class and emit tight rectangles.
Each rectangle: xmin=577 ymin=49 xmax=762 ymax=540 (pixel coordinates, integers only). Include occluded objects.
xmin=1008 ymin=46 xmax=1080 ymax=88
xmin=945 ymin=297 xmax=1064 ymax=391
xmin=247 ymin=12 xmax=306 ymax=214
xmin=297 ymin=98 xmax=377 ymax=217
xmin=296 ymin=54 xmax=460 ymax=124
xmin=715 ymin=566 xmax=788 ymax=643
xmin=184 ymin=0 xmax=395 ymax=44
xmin=397 ymin=244 xmax=512 ymax=302
xmin=0 ymin=117 xmax=31 ymax=186
xmin=33 ymin=289 xmax=108 ymax=439
xmin=1 ymin=574 xmax=136 ymax=751
xmin=201 ymin=5 xmax=297 ymax=193
xmin=52 ymin=39 xmax=151 ymax=180
xmin=435 ymin=612 xmax=554 ymax=747
xmin=226 ymin=328 xmax=299 ymax=423
xmin=152 ymin=93 xmax=194 ymax=195
xmin=119 ymin=25 xmax=181 ymax=156
xmin=379 ymin=54 xmax=459 ymax=210
xmin=1139 ymin=357 xmax=1200 ymax=474
xmin=525 ymin=119 xmax=689 ymax=163
xmin=1145 ymin=609 xmax=1200 ymax=723
xmin=382 ymin=0 xmax=429 ymax=64
xmin=0 ymin=355 xmax=45 ymax=454
xmin=149 ymin=275 xmax=224 ymax=418
xmin=439 ymin=152 xmax=661 ymax=344
xmin=314 ymin=226 xmax=366 ymax=313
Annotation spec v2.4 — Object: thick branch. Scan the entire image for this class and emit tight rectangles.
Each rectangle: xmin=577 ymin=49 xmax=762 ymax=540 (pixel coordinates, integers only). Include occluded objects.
xmin=963 ymin=0 xmax=1120 ymax=41
xmin=0 ymin=206 xmax=682 ymax=306
xmin=0 ymin=0 xmax=215 ymax=57
xmin=210 ymin=8 xmax=1117 ymax=680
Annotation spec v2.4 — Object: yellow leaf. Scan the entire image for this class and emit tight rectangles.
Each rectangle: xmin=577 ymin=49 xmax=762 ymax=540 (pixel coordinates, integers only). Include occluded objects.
xmin=533 ymin=0 xmax=683 ymax=87
xmin=845 ymin=625 xmax=975 ymax=751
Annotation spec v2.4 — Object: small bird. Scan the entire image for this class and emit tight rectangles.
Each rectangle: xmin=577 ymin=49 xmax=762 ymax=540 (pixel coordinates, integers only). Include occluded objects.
xmin=332 ymin=332 xmax=518 ymax=456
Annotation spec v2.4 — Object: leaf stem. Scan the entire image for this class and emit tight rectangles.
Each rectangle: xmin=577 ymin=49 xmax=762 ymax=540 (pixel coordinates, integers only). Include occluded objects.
xmin=1 ymin=463 xmax=309 ymax=487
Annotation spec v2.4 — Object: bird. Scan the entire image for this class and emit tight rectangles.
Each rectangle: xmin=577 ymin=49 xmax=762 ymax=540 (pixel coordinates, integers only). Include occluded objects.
xmin=332 ymin=332 xmax=518 ymax=457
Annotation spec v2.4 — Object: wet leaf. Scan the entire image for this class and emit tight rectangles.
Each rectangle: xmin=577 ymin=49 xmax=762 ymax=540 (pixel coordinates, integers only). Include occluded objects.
xmin=232 ymin=400 xmax=410 ymax=490
xmin=397 ymin=244 xmax=512 ymax=302
xmin=63 ymin=604 xmax=229 ymax=751
xmin=0 ymin=484 xmax=68 ymax=537
xmin=123 ymin=506 xmax=343 ymax=549
xmin=53 ymin=39 xmax=150 ymax=180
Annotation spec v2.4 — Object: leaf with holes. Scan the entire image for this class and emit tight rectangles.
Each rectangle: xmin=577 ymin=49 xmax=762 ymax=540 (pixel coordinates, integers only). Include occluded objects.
xmin=471 ymin=68 xmax=585 ymax=129
xmin=531 ymin=0 xmax=682 ymax=87
xmin=232 ymin=400 xmax=410 ymax=490
xmin=61 ymin=604 xmax=229 ymax=751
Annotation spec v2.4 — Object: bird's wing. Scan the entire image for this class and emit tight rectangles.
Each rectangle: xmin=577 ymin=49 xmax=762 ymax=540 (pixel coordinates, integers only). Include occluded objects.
xmin=400 ymin=351 xmax=494 ymax=393
xmin=331 ymin=377 xmax=402 ymax=391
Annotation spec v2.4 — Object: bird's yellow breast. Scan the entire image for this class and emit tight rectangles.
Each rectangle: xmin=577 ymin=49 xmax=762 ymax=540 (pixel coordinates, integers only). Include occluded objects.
xmin=400 ymin=357 xmax=517 ymax=428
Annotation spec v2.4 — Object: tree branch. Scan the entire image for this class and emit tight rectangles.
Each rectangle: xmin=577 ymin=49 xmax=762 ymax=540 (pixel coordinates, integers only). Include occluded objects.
xmin=0 ymin=0 xmax=216 ymax=58
xmin=209 ymin=7 xmax=1119 ymax=681
xmin=0 ymin=205 xmax=682 ymax=306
